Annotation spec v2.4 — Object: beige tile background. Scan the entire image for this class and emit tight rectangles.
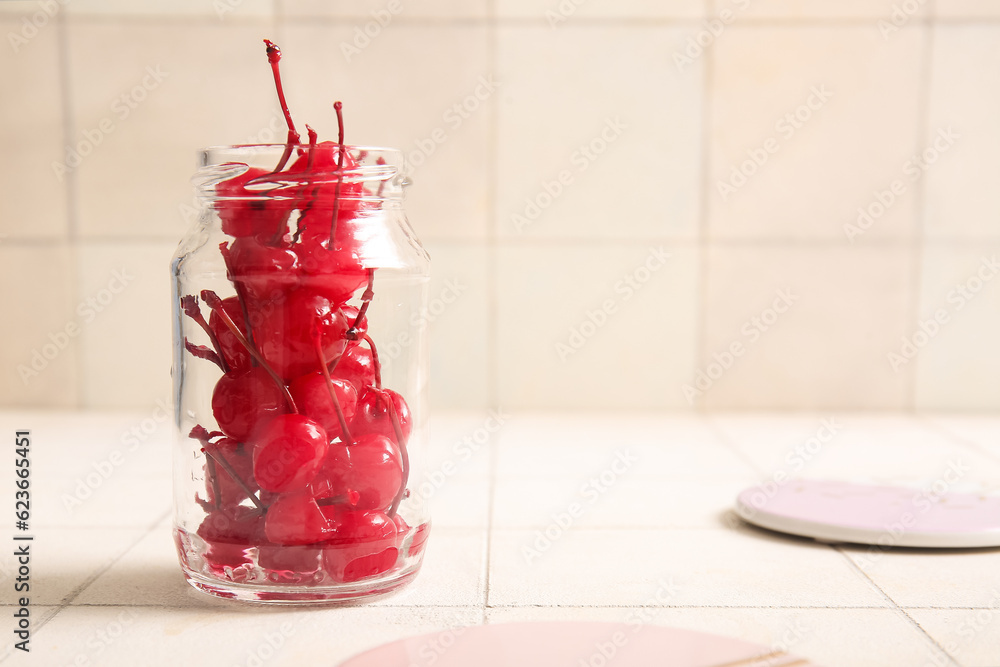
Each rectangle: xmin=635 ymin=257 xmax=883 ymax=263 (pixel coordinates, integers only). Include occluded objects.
xmin=0 ymin=0 xmax=997 ymax=411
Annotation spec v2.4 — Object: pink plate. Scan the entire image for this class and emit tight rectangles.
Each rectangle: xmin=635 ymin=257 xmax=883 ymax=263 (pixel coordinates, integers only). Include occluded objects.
xmin=736 ymin=479 xmax=1000 ymax=548
xmin=337 ymin=621 xmax=819 ymax=667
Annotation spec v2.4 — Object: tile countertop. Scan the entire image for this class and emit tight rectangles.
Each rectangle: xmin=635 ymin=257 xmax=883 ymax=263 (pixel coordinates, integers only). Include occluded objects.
xmin=2 ymin=411 xmax=1000 ymax=667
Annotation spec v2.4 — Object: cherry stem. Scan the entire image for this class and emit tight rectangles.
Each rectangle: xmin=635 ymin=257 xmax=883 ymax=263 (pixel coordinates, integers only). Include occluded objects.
xmin=313 ymin=326 xmax=353 ymax=442
xmin=203 ymin=446 xmax=267 ymax=513
xmin=315 ymin=490 xmax=360 ymax=507
xmin=200 ymin=289 xmax=298 ymax=414
xmin=291 ymin=126 xmax=320 ymax=244
xmin=219 ymin=243 xmax=258 ymax=361
xmin=362 ymin=333 xmax=383 ymax=389
xmin=346 ymin=269 xmax=375 ymax=340
xmin=385 ymin=394 xmax=409 ymax=517
xmin=180 ymin=295 xmax=229 ymax=373
xmin=190 ymin=426 xmax=266 ymax=513
xmin=328 ymin=101 xmax=347 ymax=248
xmin=264 ymin=39 xmax=300 ymax=171
xmin=376 ymin=156 xmax=387 ymax=198
xmin=205 ymin=455 xmax=222 ymax=509
xmin=184 ymin=338 xmax=225 ymax=371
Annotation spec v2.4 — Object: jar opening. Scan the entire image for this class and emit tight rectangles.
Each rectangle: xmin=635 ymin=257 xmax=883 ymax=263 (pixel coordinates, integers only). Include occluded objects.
xmin=194 ymin=145 xmax=407 ymax=203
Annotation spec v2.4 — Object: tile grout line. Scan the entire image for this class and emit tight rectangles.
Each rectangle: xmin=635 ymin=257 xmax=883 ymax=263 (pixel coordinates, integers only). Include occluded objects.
xmin=704 ymin=416 xmax=768 ymax=479
xmin=485 ymin=0 xmax=499 ymax=411
xmin=27 ymin=510 xmax=171 ymax=638
xmin=480 ymin=0 xmax=498 ymax=626
xmin=905 ymin=4 xmax=937 ymax=412
xmin=51 ymin=15 xmax=1000 ymax=27
xmin=482 ymin=402 xmax=500 ymax=618
xmin=55 ymin=6 xmax=83 ymax=410
xmin=917 ymin=414 xmax=1000 ymax=466
xmin=834 ymin=545 xmax=963 ymax=667
xmin=692 ymin=0 xmax=716 ymax=414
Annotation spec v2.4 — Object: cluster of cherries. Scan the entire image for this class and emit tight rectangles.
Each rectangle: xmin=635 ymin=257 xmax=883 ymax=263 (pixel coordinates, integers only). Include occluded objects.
xmin=180 ymin=40 xmax=425 ymax=584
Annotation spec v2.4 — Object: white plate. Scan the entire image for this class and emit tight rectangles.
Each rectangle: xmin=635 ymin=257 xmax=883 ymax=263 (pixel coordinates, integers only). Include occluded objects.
xmin=736 ymin=479 xmax=1000 ymax=548
xmin=338 ymin=621 xmax=819 ymax=667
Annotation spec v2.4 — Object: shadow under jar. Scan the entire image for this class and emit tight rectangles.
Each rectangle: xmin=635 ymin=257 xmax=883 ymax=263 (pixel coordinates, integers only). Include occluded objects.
xmin=170 ymin=144 xmax=430 ymax=603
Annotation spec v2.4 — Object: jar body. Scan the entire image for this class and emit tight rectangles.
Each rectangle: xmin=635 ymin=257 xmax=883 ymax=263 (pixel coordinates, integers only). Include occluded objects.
xmin=171 ymin=145 xmax=430 ymax=603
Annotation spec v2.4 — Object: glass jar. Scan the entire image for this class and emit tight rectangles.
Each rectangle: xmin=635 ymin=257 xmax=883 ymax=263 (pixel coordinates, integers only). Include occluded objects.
xmin=170 ymin=144 xmax=430 ymax=603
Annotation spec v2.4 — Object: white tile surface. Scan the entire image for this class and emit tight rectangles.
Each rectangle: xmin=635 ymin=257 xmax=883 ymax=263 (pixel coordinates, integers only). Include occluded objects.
xmin=488 ymin=526 xmax=888 ymax=608
xmin=702 ymin=245 xmax=913 ymax=409
xmin=909 ymin=607 xmax=1000 ymax=667
xmin=423 ymin=241 xmax=490 ymax=409
xmin=0 ymin=18 xmax=68 ymax=240
xmin=714 ymin=414 xmax=1000 ymax=489
xmin=708 ymin=26 xmax=924 ymax=241
xmin=0 ymin=526 xmax=152 ymax=606
xmin=493 ymin=414 xmax=752 ymax=478
xmin=0 ymin=246 xmax=78 ymax=407
xmin=924 ymin=25 xmax=1000 ymax=239
xmin=0 ymin=410 xmax=172 ymax=479
xmin=929 ymin=416 xmax=1000 ymax=460
xmin=32 ymin=472 xmax=171 ymax=528
xmin=915 ymin=244 xmax=1000 ymax=410
xmin=496 ymin=26 xmax=702 ymax=240
xmin=75 ymin=242 xmax=176 ymax=408
xmin=492 ymin=474 xmax=757 ymax=529
xmin=841 ymin=544 xmax=1000 ymax=608
xmin=424 ymin=412 xmax=501 ymax=479
xmin=496 ymin=245 xmax=699 ymax=409
xmin=30 ymin=605 xmax=482 ymax=667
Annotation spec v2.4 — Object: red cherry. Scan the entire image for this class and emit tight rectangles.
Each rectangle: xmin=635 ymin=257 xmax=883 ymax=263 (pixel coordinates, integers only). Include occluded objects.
xmin=225 ymin=237 xmax=299 ymax=303
xmin=252 ymin=414 xmax=328 ymax=493
xmin=205 ymin=438 xmax=258 ymax=507
xmin=254 ymin=289 xmax=349 ymax=380
xmin=321 ymin=508 xmax=398 ymax=582
xmin=336 ymin=434 xmax=404 ymax=511
xmin=196 ymin=505 xmax=264 ymax=570
xmin=331 ymin=344 xmax=376 ymax=391
xmin=289 ymin=140 xmax=358 ymax=173
xmin=263 ymin=492 xmax=329 ymax=545
xmin=352 ymin=387 xmax=412 ymax=447
xmin=212 ymin=366 xmax=287 ymax=441
xmin=208 ymin=296 xmax=251 ymax=372
xmin=288 ymin=141 xmax=365 ymax=216
xmin=393 ymin=515 xmax=430 ymax=559
xmin=257 ymin=544 xmax=322 ymax=573
xmin=288 ymin=372 xmax=358 ymax=441
xmin=308 ymin=442 xmax=351 ymax=500
xmin=216 ymin=165 xmax=294 ymax=240
xmin=295 ymin=239 xmax=367 ymax=306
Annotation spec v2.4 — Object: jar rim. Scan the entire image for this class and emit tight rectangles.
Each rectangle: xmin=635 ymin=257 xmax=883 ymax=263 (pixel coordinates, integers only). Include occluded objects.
xmin=194 ymin=144 xmax=408 ymax=200
xmin=199 ymin=144 xmax=403 ymax=156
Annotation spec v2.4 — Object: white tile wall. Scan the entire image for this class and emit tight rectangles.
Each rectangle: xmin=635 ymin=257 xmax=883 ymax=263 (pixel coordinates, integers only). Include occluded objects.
xmin=495 ymin=25 xmax=702 ymax=240
xmin=2 ymin=1 xmax=1000 ymax=411
xmin=923 ymin=25 xmax=1000 ymax=239
xmin=708 ymin=25 xmax=924 ymax=242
